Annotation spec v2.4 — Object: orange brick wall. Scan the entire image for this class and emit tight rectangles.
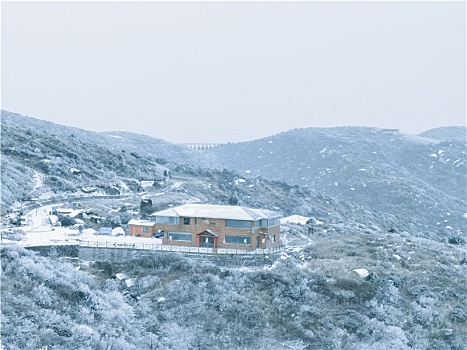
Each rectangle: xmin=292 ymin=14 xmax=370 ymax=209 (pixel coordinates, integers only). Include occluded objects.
xmin=129 ymin=224 xmax=156 ymax=238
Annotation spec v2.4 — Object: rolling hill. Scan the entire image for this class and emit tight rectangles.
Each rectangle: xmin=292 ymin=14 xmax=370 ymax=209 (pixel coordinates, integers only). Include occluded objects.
xmin=207 ymin=127 xmax=466 ymax=237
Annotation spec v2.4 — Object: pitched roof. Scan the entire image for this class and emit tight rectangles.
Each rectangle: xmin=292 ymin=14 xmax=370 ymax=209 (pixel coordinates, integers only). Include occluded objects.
xmin=151 ymin=204 xmax=281 ymax=221
xmin=128 ymin=219 xmax=155 ymax=226
xmin=197 ymin=229 xmax=219 ymax=237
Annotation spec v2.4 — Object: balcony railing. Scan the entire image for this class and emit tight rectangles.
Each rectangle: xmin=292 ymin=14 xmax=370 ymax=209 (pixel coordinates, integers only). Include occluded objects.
xmin=79 ymin=240 xmax=285 ymax=255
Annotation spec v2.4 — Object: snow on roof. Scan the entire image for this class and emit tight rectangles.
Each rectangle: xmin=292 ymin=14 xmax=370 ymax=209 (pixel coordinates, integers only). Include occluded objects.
xmin=69 ymin=210 xmax=83 ymax=218
xmin=128 ymin=219 xmax=155 ymax=226
xmin=199 ymin=229 xmax=219 ymax=237
xmin=152 ymin=204 xmax=281 ymax=221
xmin=280 ymin=215 xmax=311 ymax=225
xmin=56 ymin=208 xmax=73 ymax=214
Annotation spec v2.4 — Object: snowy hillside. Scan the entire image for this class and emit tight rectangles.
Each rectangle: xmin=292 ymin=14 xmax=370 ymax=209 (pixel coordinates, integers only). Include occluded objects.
xmin=1 ymin=110 xmax=210 ymax=166
xmin=1 ymin=111 xmax=403 ymax=239
xmin=2 ymin=111 xmax=465 ymax=241
xmin=419 ymin=126 xmax=466 ymax=142
xmin=2 ymin=227 xmax=466 ymax=349
xmin=208 ymin=127 xmax=467 ymax=237
xmin=1 ymin=111 xmax=171 ymax=208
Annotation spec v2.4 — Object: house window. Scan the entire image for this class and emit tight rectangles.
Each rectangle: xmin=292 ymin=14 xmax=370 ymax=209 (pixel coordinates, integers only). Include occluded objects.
xmin=168 ymin=232 xmax=192 ymax=241
xmin=142 ymin=227 xmax=149 ymax=233
xmin=271 ymin=235 xmax=276 ymax=243
xmin=225 ymin=220 xmax=251 ymax=229
xmin=260 ymin=218 xmax=280 ymax=227
xmin=155 ymin=216 xmax=179 ymax=225
xmin=194 ymin=218 xmax=197 ymax=225
xmin=183 ymin=217 xmax=191 ymax=225
xmin=225 ymin=235 xmax=250 ymax=245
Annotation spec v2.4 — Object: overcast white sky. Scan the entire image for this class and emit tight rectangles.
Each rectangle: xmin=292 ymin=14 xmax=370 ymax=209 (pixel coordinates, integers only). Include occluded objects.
xmin=2 ymin=1 xmax=466 ymax=143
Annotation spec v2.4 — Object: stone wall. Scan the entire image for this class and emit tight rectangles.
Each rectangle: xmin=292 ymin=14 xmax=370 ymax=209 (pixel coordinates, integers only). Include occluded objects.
xmin=78 ymin=246 xmax=278 ymax=267
xmin=25 ymin=244 xmax=280 ymax=268
xmin=26 ymin=245 xmax=79 ymax=258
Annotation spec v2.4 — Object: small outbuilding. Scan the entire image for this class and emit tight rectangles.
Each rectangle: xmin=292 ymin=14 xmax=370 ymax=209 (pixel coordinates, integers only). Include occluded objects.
xmin=128 ymin=219 xmax=157 ymax=237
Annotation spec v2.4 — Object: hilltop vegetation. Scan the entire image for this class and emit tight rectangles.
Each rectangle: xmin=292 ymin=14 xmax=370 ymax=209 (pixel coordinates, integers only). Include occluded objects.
xmin=2 ymin=226 xmax=466 ymax=349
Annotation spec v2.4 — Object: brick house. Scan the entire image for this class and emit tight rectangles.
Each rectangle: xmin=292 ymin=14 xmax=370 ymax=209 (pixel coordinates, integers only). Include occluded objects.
xmin=130 ymin=204 xmax=282 ymax=250
xmin=128 ymin=219 xmax=158 ymax=237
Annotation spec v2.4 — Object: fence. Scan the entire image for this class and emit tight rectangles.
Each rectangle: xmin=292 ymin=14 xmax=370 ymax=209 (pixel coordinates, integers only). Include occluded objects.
xmin=79 ymin=240 xmax=285 ymax=256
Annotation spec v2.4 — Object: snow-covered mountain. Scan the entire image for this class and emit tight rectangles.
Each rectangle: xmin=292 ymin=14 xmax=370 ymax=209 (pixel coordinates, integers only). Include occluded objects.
xmin=208 ymin=127 xmax=467 ymax=236
xmin=2 ymin=111 xmax=465 ymax=239
xmin=0 ymin=111 xmax=387 ymax=233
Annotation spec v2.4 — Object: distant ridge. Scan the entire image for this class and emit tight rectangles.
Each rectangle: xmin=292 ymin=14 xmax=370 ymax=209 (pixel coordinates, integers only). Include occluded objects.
xmin=419 ymin=126 xmax=466 ymax=142
xmin=0 ymin=110 xmax=210 ymax=166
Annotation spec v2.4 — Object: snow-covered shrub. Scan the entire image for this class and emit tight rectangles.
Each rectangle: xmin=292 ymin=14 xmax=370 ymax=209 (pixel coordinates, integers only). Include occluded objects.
xmin=1 ymin=228 xmax=26 ymax=241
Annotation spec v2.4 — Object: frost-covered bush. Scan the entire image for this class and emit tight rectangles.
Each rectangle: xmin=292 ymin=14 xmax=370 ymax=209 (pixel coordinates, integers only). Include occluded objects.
xmin=2 ymin=216 xmax=467 ymax=349
xmin=1 ymin=245 xmax=163 ymax=350
xmin=136 ymin=275 xmax=161 ymax=294
xmin=1 ymin=228 xmax=26 ymax=241
xmin=57 ymin=214 xmax=76 ymax=227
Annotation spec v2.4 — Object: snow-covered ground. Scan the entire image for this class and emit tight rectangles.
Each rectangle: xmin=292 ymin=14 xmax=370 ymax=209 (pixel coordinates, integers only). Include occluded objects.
xmin=3 ymin=204 xmax=163 ymax=247
xmin=32 ymin=171 xmax=44 ymax=192
xmin=280 ymin=215 xmax=310 ymax=225
xmin=169 ymin=181 xmax=183 ymax=190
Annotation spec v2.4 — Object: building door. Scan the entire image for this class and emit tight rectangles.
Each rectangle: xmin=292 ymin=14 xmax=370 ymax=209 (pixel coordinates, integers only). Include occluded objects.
xmin=197 ymin=230 xmax=218 ymax=248
xmin=256 ymin=236 xmax=260 ymax=249
xmin=200 ymin=236 xmax=215 ymax=248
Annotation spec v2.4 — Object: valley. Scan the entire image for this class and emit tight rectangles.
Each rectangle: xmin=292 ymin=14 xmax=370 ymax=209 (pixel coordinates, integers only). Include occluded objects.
xmin=1 ymin=110 xmax=466 ymax=350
